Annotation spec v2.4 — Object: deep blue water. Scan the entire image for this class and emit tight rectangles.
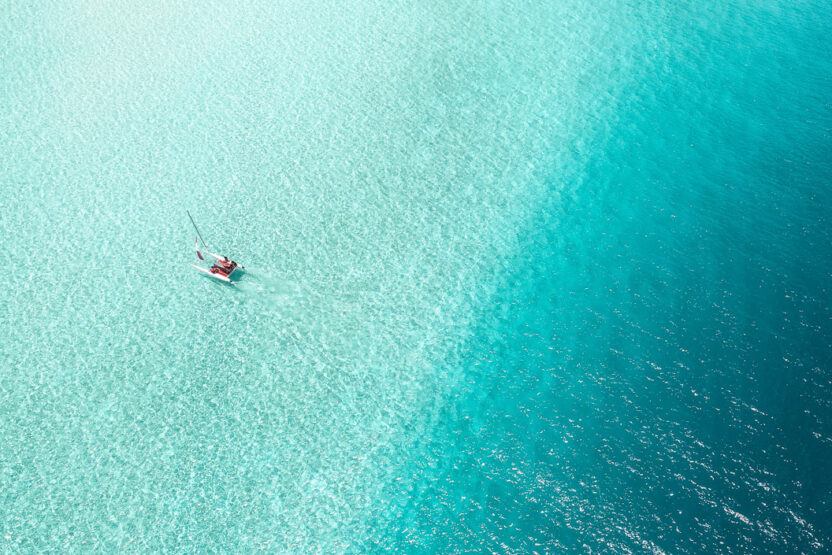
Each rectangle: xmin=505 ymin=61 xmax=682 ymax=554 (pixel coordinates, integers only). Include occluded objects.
xmin=369 ymin=1 xmax=832 ymax=551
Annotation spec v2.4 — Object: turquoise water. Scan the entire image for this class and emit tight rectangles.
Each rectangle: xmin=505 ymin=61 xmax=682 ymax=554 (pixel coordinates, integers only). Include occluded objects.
xmin=2 ymin=0 xmax=831 ymax=552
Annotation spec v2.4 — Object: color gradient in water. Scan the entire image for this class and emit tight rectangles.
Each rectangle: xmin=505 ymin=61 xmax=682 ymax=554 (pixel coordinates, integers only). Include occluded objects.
xmin=2 ymin=0 xmax=831 ymax=551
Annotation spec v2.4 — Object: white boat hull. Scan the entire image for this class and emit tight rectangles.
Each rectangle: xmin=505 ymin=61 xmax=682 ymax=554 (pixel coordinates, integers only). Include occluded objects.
xmin=191 ymin=264 xmax=233 ymax=283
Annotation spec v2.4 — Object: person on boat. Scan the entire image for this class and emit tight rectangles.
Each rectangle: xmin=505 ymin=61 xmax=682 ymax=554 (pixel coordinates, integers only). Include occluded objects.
xmin=219 ymin=256 xmax=233 ymax=269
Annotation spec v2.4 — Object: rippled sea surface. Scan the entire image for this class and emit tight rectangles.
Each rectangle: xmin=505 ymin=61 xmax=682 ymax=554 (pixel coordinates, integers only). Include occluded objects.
xmin=2 ymin=0 xmax=831 ymax=551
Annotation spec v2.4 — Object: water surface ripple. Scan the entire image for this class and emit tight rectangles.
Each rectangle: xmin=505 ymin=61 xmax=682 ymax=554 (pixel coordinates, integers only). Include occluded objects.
xmin=1 ymin=0 xmax=831 ymax=552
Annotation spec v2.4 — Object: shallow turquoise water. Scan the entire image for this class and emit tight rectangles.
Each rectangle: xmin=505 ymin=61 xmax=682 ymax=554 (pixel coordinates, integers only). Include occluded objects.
xmin=2 ymin=0 xmax=831 ymax=552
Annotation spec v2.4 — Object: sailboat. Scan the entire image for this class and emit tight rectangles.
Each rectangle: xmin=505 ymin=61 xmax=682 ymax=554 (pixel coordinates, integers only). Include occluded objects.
xmin=188 ymin=211 xmax=245 ymax=283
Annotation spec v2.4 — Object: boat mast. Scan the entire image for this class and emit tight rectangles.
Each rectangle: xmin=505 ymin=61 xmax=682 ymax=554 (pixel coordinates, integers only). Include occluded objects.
xmin=187 ymin=210 xmax=208 ymax=248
